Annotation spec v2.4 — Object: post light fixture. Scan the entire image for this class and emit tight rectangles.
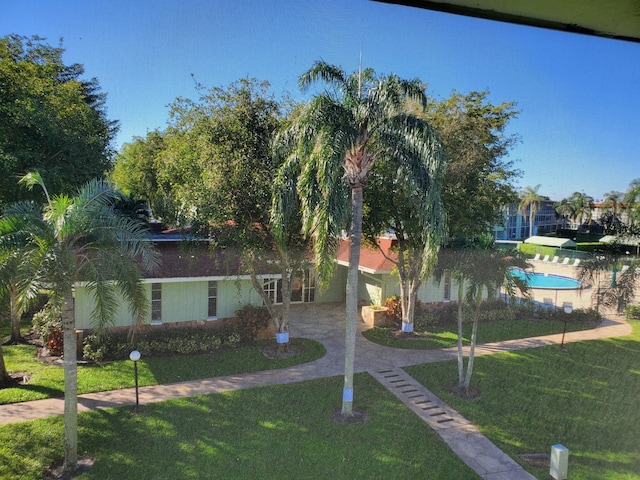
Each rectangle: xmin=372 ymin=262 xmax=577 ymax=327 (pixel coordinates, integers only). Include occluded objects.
xmin=129 ymin=350 xmax=141 ymax=408
xmin=560 ymin=303 xmax=572 ymax=349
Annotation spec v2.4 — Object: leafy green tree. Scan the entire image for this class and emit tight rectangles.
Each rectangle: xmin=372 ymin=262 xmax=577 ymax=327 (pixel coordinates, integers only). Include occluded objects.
xmin=417 ymin=91 xmax=521 ymax=239
xmin=362 ymin=133 xmax=447 ymax=333
xmin=276 ymin=61 xmax=444 ymax=416
xmin=131 ymin=78 xmax=305 ymax=349
xmin=362 ymin=90 xmax=519 ymax=329
xmin=0 ymin=172 xmax=158 ymax=474
xmin=111 ymin=131 xmax=176 ymax=224
xmin=0 ymin=35 xmax=117 ymax=206
xmin=519 ymin=185 xmax=545 ymax=238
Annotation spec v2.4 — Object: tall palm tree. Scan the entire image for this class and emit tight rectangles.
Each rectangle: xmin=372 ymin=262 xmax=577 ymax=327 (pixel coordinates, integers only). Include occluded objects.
xmin=623 ymin=178 xmax=640 ymax=227
xmin=568 ymin=191 xmax=593 ymax=230
xmin=275 ymin=61 xmax=444 ymax=416
xmin=0 ymin=173 xmax=159 ymax=474
xmin=519 ymin=185 xmax=544 ymax=238
xmin=554 ymin=197 xmax=574 ymax=229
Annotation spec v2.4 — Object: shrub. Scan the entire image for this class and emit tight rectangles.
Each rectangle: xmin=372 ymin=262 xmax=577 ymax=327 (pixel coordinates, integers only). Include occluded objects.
xmin=234 ymin=305 xmax=270 ymax=344
xmin=32 ymin=303 xmax=64 ymax=355
xmin=624 ymin=305 xmax=640 ymax=320
xmin=385 ymin=295 xmax=402 ymax=324
xmin=82 ymin=325 xmax=232 ymax=362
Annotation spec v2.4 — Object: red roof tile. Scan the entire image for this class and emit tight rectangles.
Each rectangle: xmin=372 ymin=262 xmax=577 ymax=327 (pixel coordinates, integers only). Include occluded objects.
xmin=336 ymin=237 xmax=398 ymax=273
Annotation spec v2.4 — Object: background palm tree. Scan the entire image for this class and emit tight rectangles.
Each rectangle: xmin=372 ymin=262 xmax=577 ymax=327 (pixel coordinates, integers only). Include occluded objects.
xmin=577 ymin=243 xmax=639 ymax=313
xmin=568 ymin=191 xmax=593 ymax=231
xmin=623 ymin=178 xmax=640 ymax=227
xmin=554 ymin=197 xmax=574 ymax=229
xmin=0 ymin=173 xmax=158 ymax=474
xmin=519 ymin=185 xmax=544 ymax=238
xmin=275 ymin=61 xmax=444 ymax=416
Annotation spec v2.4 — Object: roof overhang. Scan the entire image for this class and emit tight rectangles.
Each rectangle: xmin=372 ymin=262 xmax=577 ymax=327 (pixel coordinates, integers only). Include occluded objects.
xmin=373 ymin=0 xmax=640 ymax=43
xmin=600 ymin=235 xmax=640 ymax=245
xmin=524 ymin=236 xmax=577 ymax=248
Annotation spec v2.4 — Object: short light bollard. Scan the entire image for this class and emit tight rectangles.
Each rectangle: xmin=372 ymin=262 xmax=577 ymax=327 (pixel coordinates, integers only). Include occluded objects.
xmin=550 ymin=443 xmax=568 ymax=480
xmin=560 ymin=303 xmax=572 ymax=349
xmin=129 ymin=350 xmax=141 ymax=409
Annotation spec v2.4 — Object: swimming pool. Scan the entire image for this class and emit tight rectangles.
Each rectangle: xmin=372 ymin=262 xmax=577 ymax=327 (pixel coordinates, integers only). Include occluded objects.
xmin=509 ymin=269 xmax=581 ymax=290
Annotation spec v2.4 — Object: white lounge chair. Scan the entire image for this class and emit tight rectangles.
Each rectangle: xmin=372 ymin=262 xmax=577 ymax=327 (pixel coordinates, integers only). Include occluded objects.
xmin=551 ymin=256 xmax=559 ymax=263
xmin=561 ymin=257 xmax=570 ymax=265
xmin=573 ymin=258 xmax=581 ymax=267
xmin=620 ymin=265 xmax=630 ymax=273
xmin=542 ymin=255 xmax=550 ymax=262
xmin=532 ymin=253 xmax=541 ymax=261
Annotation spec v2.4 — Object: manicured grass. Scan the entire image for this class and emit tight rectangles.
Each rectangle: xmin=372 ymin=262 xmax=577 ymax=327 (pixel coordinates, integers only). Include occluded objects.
xmin=0 ymin=374 xmax=478 ymax=480
xmin=404 ymin=320 xmax=640 ymax=479
xmin=0 ymin=338 xmax=325 ymax=405
xmin=363 ymin=318 xmax=594 ymax=350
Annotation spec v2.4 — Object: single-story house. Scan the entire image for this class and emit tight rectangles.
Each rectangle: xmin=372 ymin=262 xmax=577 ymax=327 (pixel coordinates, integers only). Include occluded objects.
xmin=74 ymin=232 xmax=343 ymax=330
xmin=335 ymin=237 xmax=461 ymax=307
xmin=74 ymin=233 xmax=463 ymax=330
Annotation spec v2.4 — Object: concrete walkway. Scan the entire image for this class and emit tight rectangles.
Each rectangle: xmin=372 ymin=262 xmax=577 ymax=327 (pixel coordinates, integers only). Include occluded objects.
xmin=0 ymin=301 xmax=632 ymax=479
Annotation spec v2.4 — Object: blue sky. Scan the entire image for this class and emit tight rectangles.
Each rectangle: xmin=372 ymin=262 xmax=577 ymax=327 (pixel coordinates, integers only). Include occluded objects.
xmin=3 ymin=0 xmax=639 ymax=200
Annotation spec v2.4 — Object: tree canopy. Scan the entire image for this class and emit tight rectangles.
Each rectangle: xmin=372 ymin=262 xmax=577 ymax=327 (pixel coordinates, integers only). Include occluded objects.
xmin=0 ymin=35 xmax=118 ymax=206
xmin=415 ymin=90 xmax=521 ymax=240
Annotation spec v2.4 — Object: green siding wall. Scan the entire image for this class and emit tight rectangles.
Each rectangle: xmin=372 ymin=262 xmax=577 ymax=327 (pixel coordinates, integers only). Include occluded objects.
xmin=74 ymin=278 xmax=261 ymax=329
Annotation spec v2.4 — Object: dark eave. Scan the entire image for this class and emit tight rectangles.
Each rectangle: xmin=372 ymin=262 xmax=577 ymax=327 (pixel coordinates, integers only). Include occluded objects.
xmin=373 ymin=0 xmax=640 ymax=43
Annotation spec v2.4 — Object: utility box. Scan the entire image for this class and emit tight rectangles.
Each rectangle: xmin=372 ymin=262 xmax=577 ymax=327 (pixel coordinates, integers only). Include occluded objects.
xmin=550 ymin=444 xmax=569 ymax=479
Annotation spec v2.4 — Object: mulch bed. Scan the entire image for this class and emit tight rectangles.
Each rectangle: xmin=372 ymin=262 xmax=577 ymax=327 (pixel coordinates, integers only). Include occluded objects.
xmin=384 ymin=328 xmax=430 ymax=340
xmin=260 ymin=341 xmax=308 ymax=359
xmin=43 ymin=456 xmax=95 ymax=480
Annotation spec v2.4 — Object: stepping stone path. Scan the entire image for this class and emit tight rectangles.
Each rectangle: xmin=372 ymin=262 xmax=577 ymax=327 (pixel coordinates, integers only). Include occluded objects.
xmin=370 ymin=367 xmax=537 ymax=480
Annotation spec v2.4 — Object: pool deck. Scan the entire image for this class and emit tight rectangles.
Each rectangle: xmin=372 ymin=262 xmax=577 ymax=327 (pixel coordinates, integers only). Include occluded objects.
xmin=525 ymin=259 xmax=608 ymax=310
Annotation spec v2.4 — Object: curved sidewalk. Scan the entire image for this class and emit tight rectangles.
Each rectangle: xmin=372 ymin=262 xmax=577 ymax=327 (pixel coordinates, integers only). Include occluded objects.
xmin=0 ymin=307 xmax=631 ymax=425
xmin=0 ymin=306 xmax=632 ymax=480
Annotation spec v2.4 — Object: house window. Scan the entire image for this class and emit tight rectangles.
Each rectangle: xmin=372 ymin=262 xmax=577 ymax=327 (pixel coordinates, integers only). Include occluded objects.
xmin=303 ymin=268 xmax=316 ymax=302
xmin=263 ymin=278 xmax=278 ymax=304
xmin=262 ymin=268 xmax=317 ymax=305
xmin=208 ymin=281 xmax=217 ymax=319
xmin=151 ymin=283 xmax=162 ymax=324
xmin=443 ymin=270 xmax=451 ymax=302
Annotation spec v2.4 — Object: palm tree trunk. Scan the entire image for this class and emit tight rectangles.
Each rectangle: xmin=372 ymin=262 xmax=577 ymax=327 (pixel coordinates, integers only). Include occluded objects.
xmin=9 ymin=289 xmax=23 ymax=343
xmin=0 ymin=345 xmax=17 ymax=387
xmin=342 ymin=185 xmax=363 ymax=416
xmin=462 ymin=291 xmax=483 ymax=390
xmin=62 ymin=288 xmax=78 ymax=474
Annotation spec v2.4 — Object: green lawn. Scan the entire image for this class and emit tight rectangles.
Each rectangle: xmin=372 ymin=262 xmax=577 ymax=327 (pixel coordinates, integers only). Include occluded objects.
xmin=0 ymin=338 xmax=325 ymax=405
xmin=363 ymin=317 xmax=594 ymax=349
xmin=405 ymin=320 xmax=640 ymax=479
xmin=0 ymin=374 xmax=478 ymax=480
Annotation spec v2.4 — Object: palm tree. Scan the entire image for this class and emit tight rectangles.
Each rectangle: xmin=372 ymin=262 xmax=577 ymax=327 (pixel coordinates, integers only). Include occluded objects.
xmin=568 ymin=191 xmax=593 ymax=231
xmin=435 ymin=242 xmax=529 ymax=393
xmin=554 ymin=197 xmax=574 ymax=229
xmin=275 ymin=61 xmax=444 ymax=416
xmin=519 ymin=185 xmax=544 ymax=238
xmin=0 ymin=173 xmax=159 ymax=474
xmin=577 ymin=243 xmax=639 ymax=313
xmin=623 ymin=178 xmax=640 ymax=227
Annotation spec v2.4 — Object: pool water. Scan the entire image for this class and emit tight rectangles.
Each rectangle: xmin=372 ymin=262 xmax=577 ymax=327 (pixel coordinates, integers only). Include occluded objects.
xmin=509 ymin=269 xmax=581 ymax=290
